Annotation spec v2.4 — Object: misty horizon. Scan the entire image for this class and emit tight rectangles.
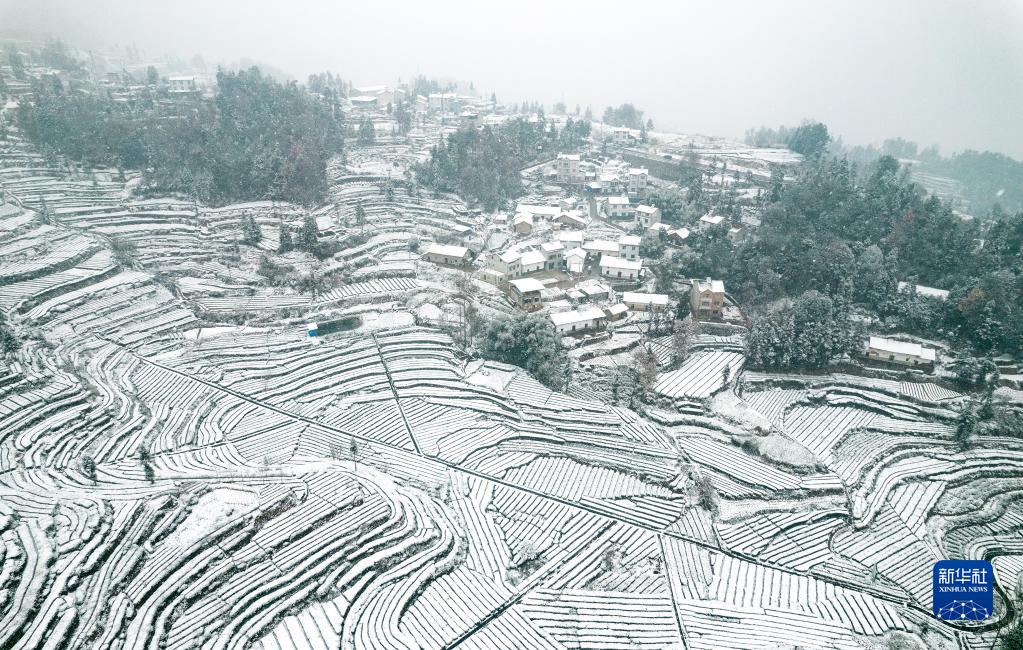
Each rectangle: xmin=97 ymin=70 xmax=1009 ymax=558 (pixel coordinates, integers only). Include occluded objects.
xmin=2 ymin=0 xmax=1022 ymax=159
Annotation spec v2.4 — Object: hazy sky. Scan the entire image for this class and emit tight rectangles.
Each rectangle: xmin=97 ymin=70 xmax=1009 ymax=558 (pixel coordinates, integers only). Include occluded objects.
xmin=3 ymin=0 xmax=1022 ymax=157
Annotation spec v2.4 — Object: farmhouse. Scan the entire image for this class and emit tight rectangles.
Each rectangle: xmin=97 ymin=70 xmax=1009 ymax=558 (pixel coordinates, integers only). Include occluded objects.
xmin=865 ymin=336 xmax=937 ymax=367
xmin=619 ymin=234 xmax=641 ymax=261
xmin=607 ymin=196 xmax=634 ymax=221
xmin=897 ymin=281 xmax=950 ymax=300
xmin=518 ymin=250 xmax=546 ymax=275
xmin=493 ymin=249 xmax=521 ymax=276
xmin=583 ymin=239 xmax=620 ymax=258
xmin=691 ymin=278 xmax=725 ymax=319
xmin=550 ymin=306 xmax=606 ymax=334
xmin=699 ymin=214 xmax=726 ymax=230
xmin=556 ymin=211 xmax=587 ymax=228
xmin=421 ymin=243 xmax=470 ymax=266
xmin=600 ymin=255 xmax=642 ymax=281
xmin=635 ymin=204 xmax=661 ymax=228
xmin=509 ymin=278 xmax=544 ymax=312
xmin=627 ymin=168 xmax=649 ymax=196
xmin=512 ymin=213 xmax=533 ymax=234
xmin=540 ymin=241 xmax=564 ymax=269
xmin=622 ymin=291 xmax=669 ymax=313
xmin=168 ymin=75 xmax=198 ymax=94
xmin=556 ymin=153 xmax=583 ymax=184
xmin=565 ymin=247 xmax=587 ymax=273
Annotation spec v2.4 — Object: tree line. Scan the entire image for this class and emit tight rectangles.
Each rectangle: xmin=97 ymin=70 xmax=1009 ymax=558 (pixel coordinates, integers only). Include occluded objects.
xmin=15 ymin=67 xmax=345 ymax=206
xmin=414 ymin=115 xmax=590 ymax=211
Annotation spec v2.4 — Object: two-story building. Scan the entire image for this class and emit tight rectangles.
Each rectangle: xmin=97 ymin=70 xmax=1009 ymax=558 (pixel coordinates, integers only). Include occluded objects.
xmin=635 ymin=204 xmax=661 ymax=228
xmin=691 ymin=278 xmax=725 ymax=320
xmin=518 ymin=250 xmax=546 ymax=275
xmin=618 ymin=235 xmax=641 ymax=261
xmin=607 ymin=196 xmax=634 ymax=221
xmin=509 ymin=278 xmax=544 ymax=312
xmin=541 ymin=241 xmax=565 ymax=270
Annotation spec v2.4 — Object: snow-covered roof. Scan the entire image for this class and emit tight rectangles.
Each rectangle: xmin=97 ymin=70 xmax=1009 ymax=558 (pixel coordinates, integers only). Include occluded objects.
xmin=565 ymin=246 xmax=587 ymax=260
xmin=516 ymin=204 xmax=562 ymax=217
xmin=635 ymin=204 xmax=658 ymax=215
xmin=608 ymin=196 xmax=631 ymax=205
xmin=559 ymin=231 xmax=585 ymax=244
xmin=672 ymin=227 xmax=691 ymax=240
xmin=510 ymin=278 xmax=544 ymax=293
xmin=868 ymin=336 xmax=937 ymax=361
xmin=351 ymin=95 xmax=377 ymax=103
xmin=354 ymin=85 xmax=388 ymax=94
xmin=541 ymin=241 xmax=565 ymax=253
xmin=584 ymin=240 xmax=620 ymax=253
xmin=550 ymin=306 xmax=605 ymax=326
xmin=499 ymin=250 xmax=522 ymax=264
xmin=519 ymin=250 xmax=546 ymax=266
xmin=700 ymin=214 xmax=725 ymax=225
xmin=628 ymin=168 xmax=649 ymax=176
xmin=693 ymin=278 xmax=725 ymax=293
xmin=423 ymin=243 xmax=469 ymax=258
xmin=557 ymin=153 xmax=581 ymax=161
xmin=619 ymin=235 xmax=642 ymax=247
xmin=622 ymin=292 xmax=669 ymax=306
xmin=898 ymin=282 xmax=949 ymax=300
xmin=606 ymin=303 xmax=629 ymax=316
xmin=599 ymin=255 xmax=642 ymax=271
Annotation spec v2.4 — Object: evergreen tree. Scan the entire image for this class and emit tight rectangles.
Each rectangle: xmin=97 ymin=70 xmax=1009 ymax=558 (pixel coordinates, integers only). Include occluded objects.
xmin=298 ymin=214 xmax=318 ymax=251
xmin=277 ymin=223 xmax=293 ymax=253
xmin=241 ymin=214 xmax=262 ymax=245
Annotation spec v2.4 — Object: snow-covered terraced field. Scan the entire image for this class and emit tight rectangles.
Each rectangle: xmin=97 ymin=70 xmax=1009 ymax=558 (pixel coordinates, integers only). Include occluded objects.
xmin=0 ymin=130 xmax=1017 ymax=649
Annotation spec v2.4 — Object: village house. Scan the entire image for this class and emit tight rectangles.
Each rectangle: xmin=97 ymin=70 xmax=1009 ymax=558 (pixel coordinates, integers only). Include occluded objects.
xmin=691 ymin=278 xmax=726 ymax=320
xmin=865 ymin=336 xmax=937 ymax=368
xmin=623 ymin=291 xmax=669 ymax=313
xmin=513 ymin=213 xmax=533 ymax=235
xmin=556 ymin=211 xmax=587 ymax=229
xmin=350 ymin=95 xmax=378 ymax=112
xmin=635 ymin=204 xmax=661 ymax=228
xmin=897 ymin=282 xmax=950 ymax=300
xmin=607 ymin=196 xmax=634 ymax=221
xmin=558 ymin=231 xmax=585 ymax=247
xmin=353 ymin=85 xmax=404 ymax=107
xmin=541 ymin=241 xmax=565 ymax=270
xmin=493 ymin=249 xmax=521 ymax=277
xmin=556 ymin=153 xmax=583 ymax=184
xmin=509 ymin=278 xmax=544 ymax=312
xmin=699 ymin=214 xmax=726 ymax=231
xmin=421 ymin=243 xmax=471 ymax=267
xmin=627 ymin=168 xmax=649 ymax=196
xmin=728 ymin=226 xmax=746 ymax=244
xmin=669 ymin=227 xmax=692 ymax=244
xmin=428 ymin=92 xmax=459 ymax=113
xmin=550 ymin=306 xmax=606 ymax=335
xmin=619 ymin=235 xmax=641 ymax=261
xmin=565 ymin=247 xmax=587 ymax=274
xmin=600 ymin=255 xmax=643 ymax=281
xmin=604 ymin=303 xmax=629 ymax=321
xmin=168 ymin=75 xmax=198 ymax=94
xmin=518 ymin=250 xmax=546 ymax=275
xmin=583 ymin=239 xmax=620 ymax=259
xmin=608 ymin=127 xmax=634 ymax=146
